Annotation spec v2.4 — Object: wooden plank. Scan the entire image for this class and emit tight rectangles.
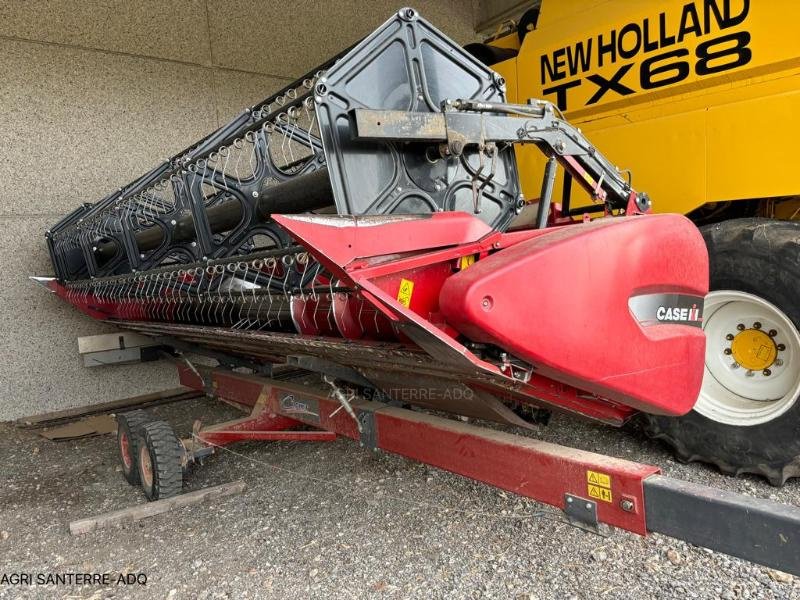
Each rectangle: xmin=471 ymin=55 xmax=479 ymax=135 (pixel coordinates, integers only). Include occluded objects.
xmin=69 ymin=480 xmax=247 ymax=535
xmin=14 ymin=387 xmax=203 ymax=429
xmin=39 ymin=414 xmax=117 ymax=441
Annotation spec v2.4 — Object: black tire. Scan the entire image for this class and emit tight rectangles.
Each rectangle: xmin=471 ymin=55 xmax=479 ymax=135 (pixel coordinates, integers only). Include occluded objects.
xmin=116 ymin=411 xmax=151 ymax=485
xmin=643 ymin=218 xmax=800 ymax=486
xmin=135 ymin=420 xmax=184 ymax=501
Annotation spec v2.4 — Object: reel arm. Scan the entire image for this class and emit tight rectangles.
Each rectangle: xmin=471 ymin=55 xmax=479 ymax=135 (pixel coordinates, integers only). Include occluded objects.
xmin=350 ymin=99 xmax=651 ymax=216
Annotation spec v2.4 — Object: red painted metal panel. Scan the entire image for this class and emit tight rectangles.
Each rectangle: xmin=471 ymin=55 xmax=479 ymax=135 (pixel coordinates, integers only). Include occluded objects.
xmin=373 ymin=408 xmax=656 ymax=534
xmin=212 ymin=370 xmax=265 ymax=407
xmin=187 ymin=368 xmax=658 ymax=535
xmin=273 ymin=211 xmax=706 ymax=417
xmin=265 ymin=382 xmax=362 ymax=442
xmin=440 ymin=214 xmax=708 ymax=415
xmin=272 ymin=212 xmax=494 ymax=269
xmin=199 ymin=430 xmax=336 ymax=444
xmin=177 ymin=363 xmax=205 ymax=391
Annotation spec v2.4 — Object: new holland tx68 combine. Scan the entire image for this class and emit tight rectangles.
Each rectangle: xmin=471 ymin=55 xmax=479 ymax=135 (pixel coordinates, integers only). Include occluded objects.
xmin=38 ymin=8 xmax=800 ymax=576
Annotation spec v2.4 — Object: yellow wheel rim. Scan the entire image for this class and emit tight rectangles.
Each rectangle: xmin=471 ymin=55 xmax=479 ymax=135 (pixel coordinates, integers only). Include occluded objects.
xmin=730 ymin=328 xmax=777 ymax=371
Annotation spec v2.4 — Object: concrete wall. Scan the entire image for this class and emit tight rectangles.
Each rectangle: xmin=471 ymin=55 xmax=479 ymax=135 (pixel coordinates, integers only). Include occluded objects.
xmin=0 ymin=1 xmax=477 ymax=420
xmin=475 ymin=0 xmax=536 ymax=32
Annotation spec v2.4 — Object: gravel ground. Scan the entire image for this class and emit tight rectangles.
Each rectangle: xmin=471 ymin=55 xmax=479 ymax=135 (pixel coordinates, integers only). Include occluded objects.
xmin=1 ymin=395 xmax=799 ymax=600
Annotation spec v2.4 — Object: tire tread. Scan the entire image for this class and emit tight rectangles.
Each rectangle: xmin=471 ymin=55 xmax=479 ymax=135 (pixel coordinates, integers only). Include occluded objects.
xmin=137 ymin=420 xmax=183 ymax=500
xmin=644 ymin=218 xmax=800 ymax=486
xmin=116 ymin=410 xmax=152 ymax=486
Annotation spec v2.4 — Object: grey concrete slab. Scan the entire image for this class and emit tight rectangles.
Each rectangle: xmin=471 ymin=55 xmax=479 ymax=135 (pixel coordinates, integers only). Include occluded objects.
xmin=208 ymin=0 xmax=478 ymax=77
xmin=0 ymin=0 xmax=211 ymax=64
xmin=0 ymin=38 xmax=219 ymax=217
xmin=211 ymin=69 xmax=291 ymax=125
xmin=0 ymin=215 xmax=54 ymax=299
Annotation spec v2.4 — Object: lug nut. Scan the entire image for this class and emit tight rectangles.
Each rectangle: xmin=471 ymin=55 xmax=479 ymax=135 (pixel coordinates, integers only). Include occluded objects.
xmin=737 ymin=324 xmax=746 ymax=331
xmin=726 ymin=333 xmax=735 ymax=341
xmin=776 ymin=359 xmax=784 ymax=367
xmin=724 ymin=348 xmax=732 ymax=355
xmin=746 ymin=370 xmax=755 ymax=377
xmin=778 ymin=344 xmax=786 ymax=351
xmin=753 ymin=322 xmax=762 ymax=329
xmin=731 ymin=362 xmax=740 ymax=369
xmin=769 ymin=329 xmax=778 ymax=337
xmin=763 ymin=369 xmax=772 ymax=376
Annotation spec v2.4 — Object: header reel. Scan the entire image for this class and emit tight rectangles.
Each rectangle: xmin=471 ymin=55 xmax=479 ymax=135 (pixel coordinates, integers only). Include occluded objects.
xmin=42 ymin=8 xmax=706 ymax=425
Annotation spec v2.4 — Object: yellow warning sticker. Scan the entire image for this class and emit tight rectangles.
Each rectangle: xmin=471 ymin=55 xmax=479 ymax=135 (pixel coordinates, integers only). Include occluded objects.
xmin=459 ymin=254 xmax=476 ymax=270
xmin=397 ymin=278 xmax=414 ymax=308
xmin=587 ymin=470 xmax=611 ymax=488
xmin=586 ymin=470 xmax=612 ymax=503
xmin=588 ymin=484 xmax=613 ymax=503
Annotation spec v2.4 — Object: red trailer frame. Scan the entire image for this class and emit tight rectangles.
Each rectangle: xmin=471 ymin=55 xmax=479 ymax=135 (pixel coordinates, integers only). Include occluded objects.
xmin=172 ymin=362 xmax=800 ymax=575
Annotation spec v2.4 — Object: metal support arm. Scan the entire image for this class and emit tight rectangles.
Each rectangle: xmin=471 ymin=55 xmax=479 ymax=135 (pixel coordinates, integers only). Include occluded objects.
xmin=350 ymin=99 xmax=651 ymax=214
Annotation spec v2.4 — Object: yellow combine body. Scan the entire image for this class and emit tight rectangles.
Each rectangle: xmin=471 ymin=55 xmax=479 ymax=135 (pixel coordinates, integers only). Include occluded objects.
xmin=472 ymin=0 xmax=800 ymax=485
xmin=489 ymin=0 xmax=800 ymax=217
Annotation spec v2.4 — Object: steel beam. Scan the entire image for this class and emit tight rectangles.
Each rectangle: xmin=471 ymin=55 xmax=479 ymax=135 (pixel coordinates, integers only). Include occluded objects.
xmin=198 ymin=430 xmax=336 ymax=444
xmin=178 ymin=365 xmax=656 ymax=534
xmin=644 ymin=475 xmax=800 ymax=575
xmin=177 ymin=365 xmax=800 ymax=576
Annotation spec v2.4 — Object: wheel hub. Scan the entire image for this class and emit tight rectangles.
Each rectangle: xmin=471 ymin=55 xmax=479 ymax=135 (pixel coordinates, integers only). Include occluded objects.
xmin=730 ymin=328 xmax=777 ymax=372
xmin=119 ymin=432 xmax=131 ymax=470
xmin=139 ymin=445 xmax=153 ymax=489
xmin=696 ymin=290 xmax=800 ymax=426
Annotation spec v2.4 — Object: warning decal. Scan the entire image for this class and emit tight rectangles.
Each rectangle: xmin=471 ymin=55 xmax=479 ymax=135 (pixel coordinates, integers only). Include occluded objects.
xmin=586 ymin=470 xmax=612 ymax=503
xmin=459 ymin=254 xmax=476 ymax=270
xmin=397 ymin=278 xmax=414 ymax=308
xmin=588 ymin=484 xmax=613 ymax=503
xmin=587 ymin=470 xmax=611 ymax=488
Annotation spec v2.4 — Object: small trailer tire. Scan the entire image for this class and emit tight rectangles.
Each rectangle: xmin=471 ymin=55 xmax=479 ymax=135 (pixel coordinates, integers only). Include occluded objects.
xmin=135 ymin=420 xmax=184 ymax=501
xmin=116 ymin=411 xmax=152 ymax=486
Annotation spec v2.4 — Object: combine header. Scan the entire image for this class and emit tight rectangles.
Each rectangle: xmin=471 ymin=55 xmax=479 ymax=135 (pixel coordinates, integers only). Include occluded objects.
xmin=38 ymin=9 xmax=800 ymax=576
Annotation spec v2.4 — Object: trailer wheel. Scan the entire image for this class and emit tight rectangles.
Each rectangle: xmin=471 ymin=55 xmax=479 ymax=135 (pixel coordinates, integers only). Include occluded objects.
xmin=116 ymin=410 xmax=151 ymax=485
xmin=644 ymin=218 xmax=800 ymax=485
xmin=135 ymin=420 xmax=184 ymax=501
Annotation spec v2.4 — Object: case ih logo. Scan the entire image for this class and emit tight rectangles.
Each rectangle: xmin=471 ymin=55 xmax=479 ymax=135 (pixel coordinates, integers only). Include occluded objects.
xmin=656 ymin=304 xmax=703 ymax=324
xmin=279 ymin=394 xmax=320 ymax=423
xmin=629 ymin=294 xmax=704 ymax=328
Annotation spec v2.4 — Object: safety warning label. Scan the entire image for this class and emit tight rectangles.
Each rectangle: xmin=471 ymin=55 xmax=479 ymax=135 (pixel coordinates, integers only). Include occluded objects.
xmin=397 ymin=278 xmax=414 ymax=308
xmin=586 ymin=470 xmax=612 ymax=503
xmin=587 ymin=484 xmax=613 ymax=503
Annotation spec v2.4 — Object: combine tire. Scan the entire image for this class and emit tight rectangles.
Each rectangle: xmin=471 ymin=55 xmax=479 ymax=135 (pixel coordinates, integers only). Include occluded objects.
xmin=135 ymin=420 xmax=184 ymax=501
xmin=644 ymin=218 xmax=800 ymax=485
xmin=116 ymin=410 xmax=151 ymax=485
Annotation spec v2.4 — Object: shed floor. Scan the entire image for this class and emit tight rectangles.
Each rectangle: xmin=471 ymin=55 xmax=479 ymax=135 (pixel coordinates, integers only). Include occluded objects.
xmin=1 ymin=396 xmax=799 ymax=599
